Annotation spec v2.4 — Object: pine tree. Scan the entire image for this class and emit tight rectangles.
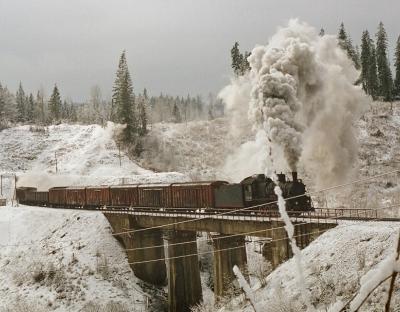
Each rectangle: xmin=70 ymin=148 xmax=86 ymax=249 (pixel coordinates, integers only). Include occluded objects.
xmin=68 ymin=102 xmax=77 ymax=122
xmin=49 ymin=84 xmax=62 ymax=121
xmin=360 ymin=31 xmax=371 ymax=93
xmin=231 ymin=42 xmax=243 ymax=76
xmin=337 ymin=23 xmax=359 ymax=69
xmin=354 ymin=45 xmax=361 ymax=70
xmin=0 ymin=85 xmax=5 ymax=124
xmin=137 ymin=89 xmax=148 ymax=136
xmin=394 ymin=36 xmax=400 ymax=97
xmin=0 ymin=84 xmax=16 ymax=123
xmin=369 ymin=40 xmax=379 ymax=99
xmin=36 ymin=90 xmax=46 ymax=124
xmin=26 ymin=93 xmax=35 ymax=122
xmin=241 ymin=51 xmax=251 ymax=73
xmin=112 ymin=51 xmax=136 ymax=141
xmin=376 ymin=22 xmax=393 ymax=101
xmin=16 ymin=82 xmax=26 ymax=122
xmin=319 ymin=28 xmax=325 ymax=37
xmin=172 ymin=102 xmax=182 ymax=123
xmin=338 ymin=23 xmax=348 ymax=50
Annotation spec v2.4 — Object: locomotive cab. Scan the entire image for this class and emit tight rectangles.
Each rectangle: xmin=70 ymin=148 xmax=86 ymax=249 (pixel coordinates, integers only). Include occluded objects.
xmin=239 ymin=172 xmax=313 ymax=212
xmin=241 ymin=174 xmax=276 ymax=207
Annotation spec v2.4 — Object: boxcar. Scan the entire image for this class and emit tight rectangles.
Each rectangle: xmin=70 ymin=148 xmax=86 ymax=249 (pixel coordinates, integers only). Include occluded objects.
xmin=49 ymin=187 xmax=68 ymax=207
xmin=110 ymin=185 xmax=139 ymax=207
xmin=170 ymin=181 xmax=228 ymax=208
xmin=66 ymin=187 xmax=86 ymax=208
xmin=86 ymin=186 xmax=110 ymax=207
xmin=137 ymin=184 xmax=171 ymax=207
xmin=25 ymin=190 xmax=37 ymax=204
xmin=214 ymin=183 xmax=246 ymax=208
xmin=35 ymin=191 xmax=49 ymax=206
xmin=16 ymin=187 xmax=37 ymax=203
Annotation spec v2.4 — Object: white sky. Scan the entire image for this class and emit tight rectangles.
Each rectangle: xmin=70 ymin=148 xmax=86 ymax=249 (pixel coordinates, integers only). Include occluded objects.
xmin=0 ymin=0 xmax=398 ymax=101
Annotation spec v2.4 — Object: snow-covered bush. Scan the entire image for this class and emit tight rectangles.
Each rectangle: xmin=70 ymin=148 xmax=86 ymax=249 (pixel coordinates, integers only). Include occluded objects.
xmin=96 ymin=253 xmax=111 ymax=280
xmin=0 ymin=299 xmax=51 ymax=312
xmin=81 ymin=301 xmax=130 ymax=312
xmin=246 ymin=256 xmax=272 ymax=287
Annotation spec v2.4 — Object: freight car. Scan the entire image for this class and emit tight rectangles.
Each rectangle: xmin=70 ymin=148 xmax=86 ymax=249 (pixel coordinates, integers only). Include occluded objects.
xmin=16 ymin=172 xmax=313 ymax=213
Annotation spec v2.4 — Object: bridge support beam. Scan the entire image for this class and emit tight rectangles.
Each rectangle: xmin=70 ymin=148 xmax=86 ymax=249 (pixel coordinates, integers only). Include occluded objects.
xmin=104 ymin=213 xmax=167 ymax=285
xmin=129 ymin=226 xmax=166 ymax=285
xmin=212 ymin=234 xmax=247 ymax=298
xmin=270 ymin=227 xmax=290 ymax=268
xmin=165 ymin=230 xmax=202 ymax=312
xmin=294 ymin=223 xmax=312 ymax=250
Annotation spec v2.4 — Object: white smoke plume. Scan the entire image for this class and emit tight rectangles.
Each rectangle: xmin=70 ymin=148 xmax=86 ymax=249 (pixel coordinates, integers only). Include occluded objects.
xmin=220 ymin=19 xmax=369 ymax=187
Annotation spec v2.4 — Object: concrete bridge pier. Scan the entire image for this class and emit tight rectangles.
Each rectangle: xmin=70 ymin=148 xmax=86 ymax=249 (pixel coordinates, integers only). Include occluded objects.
xmin=104 ymin=213 xmax=130 ymax=246
xmin=270 ymin=227 xmax=290 ymax=268
xmin=104 ymin=214 xmax=167 ymax=285
xmin=211 ymin=234 xmax=247 ymax=298
xmin=129 ymin=226 xmax=166 ymax=285
xmin=294 ymin=223 xmax=312 ymax=250
xmin=165 ymin=230 xmax=202 ymax=312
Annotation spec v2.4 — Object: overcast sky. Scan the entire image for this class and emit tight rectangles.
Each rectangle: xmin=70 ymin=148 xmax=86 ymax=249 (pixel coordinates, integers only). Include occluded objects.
xmin=0 ymin=0 xmax=398 ymax=101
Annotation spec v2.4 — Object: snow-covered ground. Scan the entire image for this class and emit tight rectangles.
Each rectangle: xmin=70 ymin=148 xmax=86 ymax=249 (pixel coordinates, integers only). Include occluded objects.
xmin=0 ymin=123 xmax=186 ymax=311
xmin=0 ymin=205 xmax=149 ymax=311
xmin=225 ymin=222 xmax=400 ymax=312
xmin=0 ymin=123 xmax=187 ymax=192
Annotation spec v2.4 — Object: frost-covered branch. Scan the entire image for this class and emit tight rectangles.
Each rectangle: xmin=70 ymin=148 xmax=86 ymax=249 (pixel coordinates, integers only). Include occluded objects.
xmin=233 ymin=265 xmax=260 ymax=312
xmin=274 ymin=185 xmax=315 ymax=311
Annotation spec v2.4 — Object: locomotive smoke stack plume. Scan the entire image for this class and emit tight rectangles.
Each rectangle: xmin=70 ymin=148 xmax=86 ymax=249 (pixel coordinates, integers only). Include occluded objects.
xmin=220 ymin=19 xmax=369 ymax=187
xmin=292 ymin=172 xmax=298 ymax=182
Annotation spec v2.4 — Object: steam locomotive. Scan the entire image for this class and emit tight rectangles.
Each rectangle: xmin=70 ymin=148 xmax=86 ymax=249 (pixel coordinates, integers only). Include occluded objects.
xmin=16 ymin=172 xmax=313 ymax=213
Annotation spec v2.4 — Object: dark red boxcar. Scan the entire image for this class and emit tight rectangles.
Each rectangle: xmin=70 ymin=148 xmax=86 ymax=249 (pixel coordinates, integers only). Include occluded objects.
xmin=66 ymin=187 xmax=86 ymax=207
xmin=110 ymin=185 xmax=139 ymax=207
xmin=16 ymin=187 xmax=37 ymax=203
xmin=170 ymin=181 xmax=227 ymax=208
xmin=86 ymin=186 xmax=110 ymax=207
xmin=35 ymin=191 xmax=49 ymax=205
xmin=49 ymin=187 xmax=68 ymax=206
xmin=137 ymin=184 xmax=171 ymax=207
xmin=25 ymin=190 xmax=37 ymax=204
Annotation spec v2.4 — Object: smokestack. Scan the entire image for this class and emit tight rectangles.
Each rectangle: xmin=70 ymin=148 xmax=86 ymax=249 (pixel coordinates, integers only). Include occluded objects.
xmin=277 ymin=173 xmax=286 ymax=183
xmin=292 ymin=172 xmax=298 ymax=182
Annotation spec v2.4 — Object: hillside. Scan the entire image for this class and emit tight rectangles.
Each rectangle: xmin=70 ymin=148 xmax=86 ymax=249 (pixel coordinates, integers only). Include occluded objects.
xmin=0 ymin=123 xmax=187 ymax=192
xmin=225 ymin=222 xmax=400 ymax=312
xmin=0 ymin=123 xmax=186 ymax=311
xmin=139 ymin=102 xmax=400 ymax=213
xmin=0 ymin=205 xmax=150 ymax=312
xmin=0 ymin=102 xmax=399 ymax=311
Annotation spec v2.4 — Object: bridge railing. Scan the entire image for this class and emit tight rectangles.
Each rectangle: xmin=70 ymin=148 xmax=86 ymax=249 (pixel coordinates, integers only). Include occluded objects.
xmin=241 ymin=205 xmax=379 ymax=223
xmin=102 ymin=205 xmax=380 ymax=224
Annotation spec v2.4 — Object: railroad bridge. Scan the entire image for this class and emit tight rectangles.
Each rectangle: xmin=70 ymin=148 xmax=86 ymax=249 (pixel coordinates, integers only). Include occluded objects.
xmin=103 ymin=208 xmax=376 ymax=312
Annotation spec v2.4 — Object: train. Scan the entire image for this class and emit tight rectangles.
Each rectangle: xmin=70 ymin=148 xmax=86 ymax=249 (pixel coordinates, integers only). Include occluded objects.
xmin=16 ymin=172 xmax=313 ymax=213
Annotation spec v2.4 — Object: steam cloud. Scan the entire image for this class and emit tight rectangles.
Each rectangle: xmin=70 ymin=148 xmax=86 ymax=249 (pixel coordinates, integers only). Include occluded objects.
xmin=220 ymin=19 xmax=369 ymax=187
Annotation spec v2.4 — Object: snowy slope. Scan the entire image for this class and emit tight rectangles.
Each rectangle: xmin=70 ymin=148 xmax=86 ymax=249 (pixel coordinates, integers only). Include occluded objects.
xmin=139 ymin=118 xmax=251 ymax=181
xmin=224 ymin=222 xmax=400 ymax=312
xmin=0 ymin=205 xmax=149 ymax=311
xmin=0 ymin=123 xmax=187 ymax=193
xmin=0 ymin=122 xmax=187 ymax=311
